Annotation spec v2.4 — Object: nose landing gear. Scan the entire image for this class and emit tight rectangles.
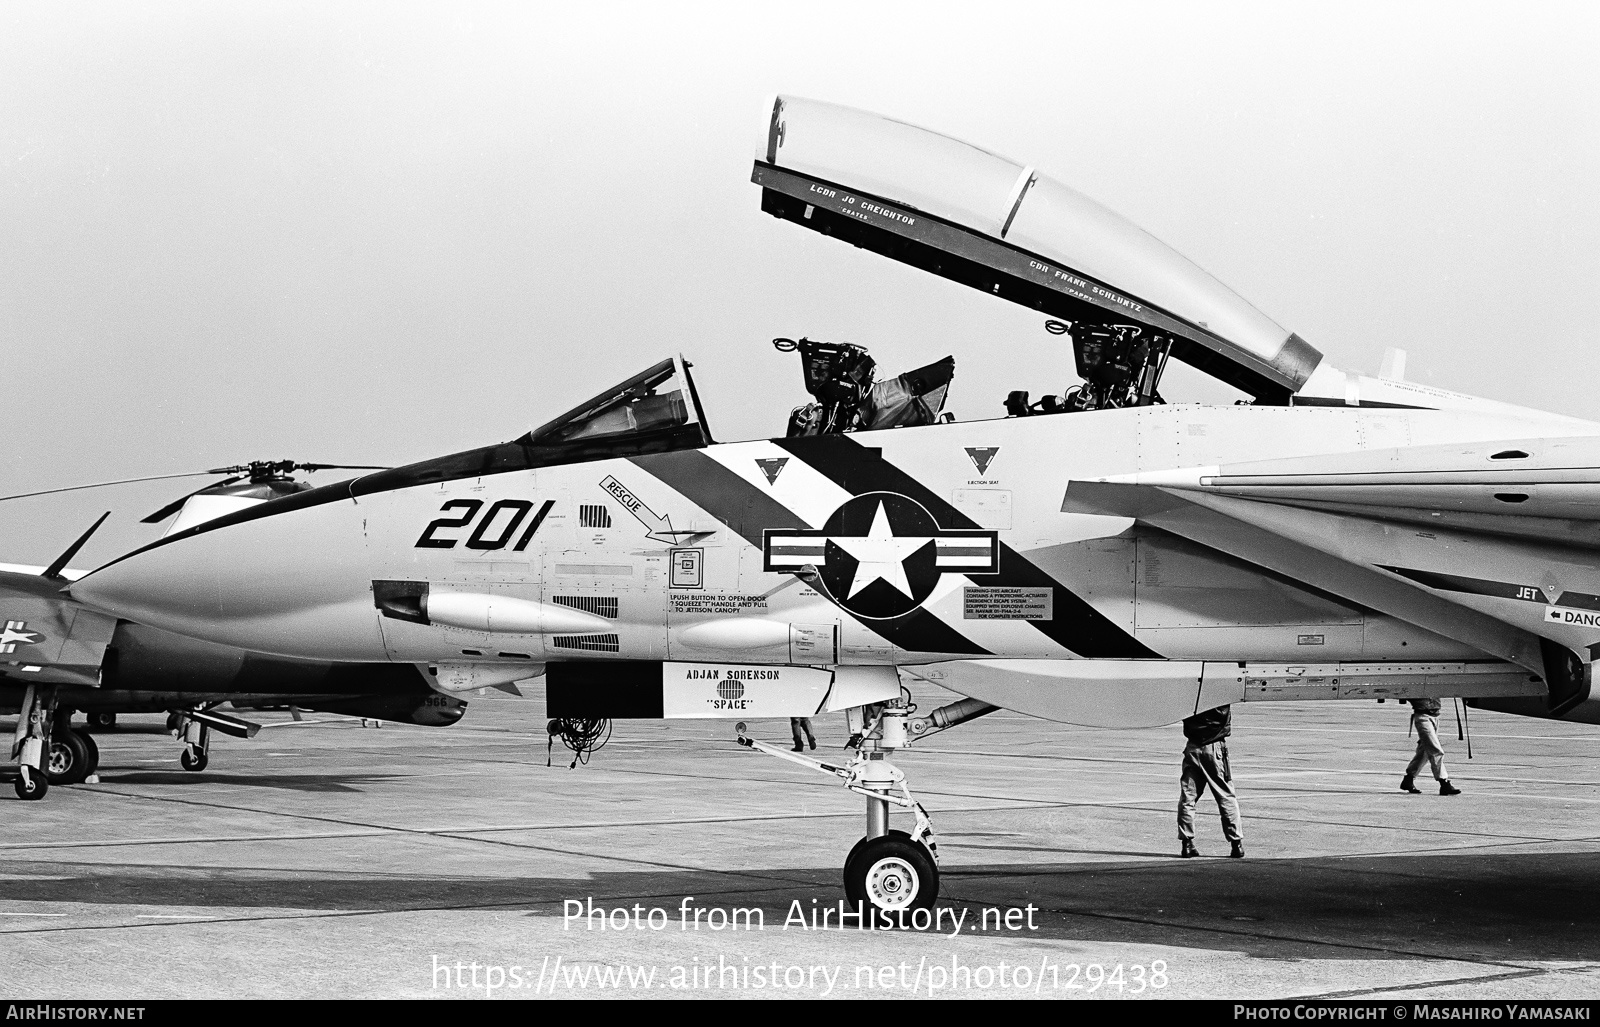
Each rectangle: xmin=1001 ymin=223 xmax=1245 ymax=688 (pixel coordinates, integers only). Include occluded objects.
xmin=734 ymin=693 xmax=996 ymax=912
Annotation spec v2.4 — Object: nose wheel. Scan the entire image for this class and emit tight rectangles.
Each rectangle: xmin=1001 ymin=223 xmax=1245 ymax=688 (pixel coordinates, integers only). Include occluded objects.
xmin=845 ymin=830 xmax=939 ymax=910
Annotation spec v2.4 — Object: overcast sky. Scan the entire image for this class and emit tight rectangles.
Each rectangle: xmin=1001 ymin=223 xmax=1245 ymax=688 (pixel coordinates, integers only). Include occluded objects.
xmin=3 ymin=1 xmax=1597 ymax=567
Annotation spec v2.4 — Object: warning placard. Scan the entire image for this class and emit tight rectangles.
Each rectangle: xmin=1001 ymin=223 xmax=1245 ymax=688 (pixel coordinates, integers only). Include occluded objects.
xmin=670 ymin=593 xmax=769 ymax=615
xmin=962 ymin=587 xmax=1053 ymax=620
xmin=1546 ymin=606 xmax=1600 ymax=628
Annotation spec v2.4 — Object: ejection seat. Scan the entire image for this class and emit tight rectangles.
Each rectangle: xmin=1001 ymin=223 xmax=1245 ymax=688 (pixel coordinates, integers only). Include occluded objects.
xmin=776 ymin=337 xmax=955 ymax=437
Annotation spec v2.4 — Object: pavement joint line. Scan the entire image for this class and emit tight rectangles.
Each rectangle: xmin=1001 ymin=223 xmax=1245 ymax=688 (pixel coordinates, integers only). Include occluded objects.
xmin=1303 ymin=966 xmax=1555 ymax=999
xmin=1048 ymin=800 xmax=1582 ymax=845
xmin=1301 ymin=837 xmax=1600 ymax=862
xmin=47 ymin=783 xmax=1585 ymax=852
xmin=973 ymin=903 xmax=1536 ymax=971
xmin=0 ymin=800 xmax=1071 ymax=851
xmin=22 ymin=787 xmax=860 ymax=886
xmin=0 ymin=830 xmax=397 ymax=851
xmin=0 ymin=879 xmax=843 ymax=938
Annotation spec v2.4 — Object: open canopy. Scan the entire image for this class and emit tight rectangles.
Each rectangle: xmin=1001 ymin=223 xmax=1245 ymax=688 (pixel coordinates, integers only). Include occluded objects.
xmin=753 ymin=96 xmax=1325 ymax=403
xmin=523 ymin=355 xmax=712 ymax=449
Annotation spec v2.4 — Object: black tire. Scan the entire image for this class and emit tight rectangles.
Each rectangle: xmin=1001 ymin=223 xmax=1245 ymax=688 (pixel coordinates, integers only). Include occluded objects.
xmin=45 ymin=731 xmax=92 ymax=785
xmin=180 ymin=748 xmax=209 ymax=772
xmin=80 ymin=732 xmax=100 ymax=777
xmin=87 ymin=712 xmax=117 ymax=731
xmin=14 ymin=770 xmax=48 ymax=800
xmin=843 ymin=831 xmax=939 ymax=912
xmin=843 ymin=829 xmax=912 ymax=905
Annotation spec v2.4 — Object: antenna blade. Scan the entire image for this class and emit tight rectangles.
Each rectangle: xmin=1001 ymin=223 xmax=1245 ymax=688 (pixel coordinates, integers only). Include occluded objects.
xmin=43 ymin=511 xmax=111 ymax=580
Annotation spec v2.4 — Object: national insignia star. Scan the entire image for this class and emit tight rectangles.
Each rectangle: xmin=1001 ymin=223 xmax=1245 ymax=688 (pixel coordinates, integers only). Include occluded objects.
xmin=828 ymin=500 xmax=934 ymax=600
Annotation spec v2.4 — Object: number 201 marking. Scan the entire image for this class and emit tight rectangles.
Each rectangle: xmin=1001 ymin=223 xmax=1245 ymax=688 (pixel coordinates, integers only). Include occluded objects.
xmin=415 ymin=498 xmax=555 ymax=551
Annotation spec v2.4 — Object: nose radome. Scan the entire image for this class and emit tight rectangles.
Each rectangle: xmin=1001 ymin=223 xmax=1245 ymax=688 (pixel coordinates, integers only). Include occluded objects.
xmin=70 ymin=510 xmax=387 ymax=661
xmin=70 ymin=540 xmax=222 ymax=634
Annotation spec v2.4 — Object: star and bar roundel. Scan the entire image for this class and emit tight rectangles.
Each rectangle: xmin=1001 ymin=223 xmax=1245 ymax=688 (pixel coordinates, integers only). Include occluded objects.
xmin=763 ymin=491 xmax=998 ymax=619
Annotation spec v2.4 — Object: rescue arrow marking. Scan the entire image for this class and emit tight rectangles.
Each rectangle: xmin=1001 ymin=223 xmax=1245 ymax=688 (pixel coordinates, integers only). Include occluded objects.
xmin=599 ymin=475 xmax=702 ymax=544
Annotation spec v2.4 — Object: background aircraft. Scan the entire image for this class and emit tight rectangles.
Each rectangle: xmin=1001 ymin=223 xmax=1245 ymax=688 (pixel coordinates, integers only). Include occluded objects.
xmin=1 ymin=461 xmax=471 ymax=799
xmin=62 ymin=97 xmax=1600 ymax=911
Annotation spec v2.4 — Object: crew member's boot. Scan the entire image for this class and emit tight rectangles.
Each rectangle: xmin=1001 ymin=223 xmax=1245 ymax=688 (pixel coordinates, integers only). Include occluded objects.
xmin=1439 ymin=780 xmax=1462 ymax=796
xmin=1229 ymin=841 xmax=1245 ymax=859
xmin=1400 ymin=775 xmax=1421 ymax=794
xmin=1180 ymin=839 xmax=1199 ymax=858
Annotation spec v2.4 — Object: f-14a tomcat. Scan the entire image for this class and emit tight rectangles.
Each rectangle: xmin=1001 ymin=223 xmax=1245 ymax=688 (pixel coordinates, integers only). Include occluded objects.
xmin=66 ymin=97 xmax=1600 ymax=909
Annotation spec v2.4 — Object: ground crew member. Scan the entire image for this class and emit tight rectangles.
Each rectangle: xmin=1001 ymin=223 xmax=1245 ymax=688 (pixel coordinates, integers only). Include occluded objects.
xmin=1401 ymin=697 xmax=1462 ymax=795
xmin=1178 ymin=704 xmax=1244 ymax=858
xmin=790 ymin=716 xmax=816 ymax=752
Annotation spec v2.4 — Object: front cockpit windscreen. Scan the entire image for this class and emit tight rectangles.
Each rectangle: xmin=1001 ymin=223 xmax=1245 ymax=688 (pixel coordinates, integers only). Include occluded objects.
xmin=522 ymin=356 xmax=711 ymax=448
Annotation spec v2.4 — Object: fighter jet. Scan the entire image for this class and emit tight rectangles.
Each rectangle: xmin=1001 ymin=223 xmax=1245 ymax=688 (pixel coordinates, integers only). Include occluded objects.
xmin=2 ymin=462 xmax=469 ymax=799
xmin=65 ymin=97 xmax=1600 ymax=910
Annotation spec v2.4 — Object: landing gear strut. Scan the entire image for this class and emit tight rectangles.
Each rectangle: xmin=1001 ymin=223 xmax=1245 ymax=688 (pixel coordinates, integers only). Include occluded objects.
xmin=168 ymin=706 xmax=259 ymax=771
xmin=11 ymin=684 xmax=56 ymax=800
xmin=735 ymin=693 xmax=996 ymax=911
xmin=174 ymin=714 xmax=211 ymax=772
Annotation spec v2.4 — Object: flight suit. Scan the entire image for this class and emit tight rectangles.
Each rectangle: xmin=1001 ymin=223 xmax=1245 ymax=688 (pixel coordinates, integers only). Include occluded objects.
xmin=1178 ymin=705 xmax=1243 ymax=845
xmin=1405 ymin=697 xmax=1449 ymax=783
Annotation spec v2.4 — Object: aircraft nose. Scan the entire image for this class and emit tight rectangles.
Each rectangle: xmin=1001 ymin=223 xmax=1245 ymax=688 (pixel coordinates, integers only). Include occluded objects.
xmin=71 ymin=540 xmax=224 ymax=630
xmin=70 ymin=511 xmax=387 ymax=660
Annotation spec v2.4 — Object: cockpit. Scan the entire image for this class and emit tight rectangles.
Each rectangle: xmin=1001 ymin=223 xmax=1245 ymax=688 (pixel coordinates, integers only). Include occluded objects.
xmin=517 ymin=356 xmax=714 ymax=453
xmin=752 ymin=96 xmax=1331 ymax=411
xmin=524 ymin=357 xmax=706 ymax=447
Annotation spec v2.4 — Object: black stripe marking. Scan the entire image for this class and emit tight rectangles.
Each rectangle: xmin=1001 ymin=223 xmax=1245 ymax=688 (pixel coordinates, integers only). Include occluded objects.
xmin=1381 ymin=566 xmax=1543 ymax=603
xmin=1380 ymin=566 xmax=1600 ymax=610
xmin=632 ymin=449 xmax=990 ymax=657
xmin=775 ymin=435 xmax=1157 ymax=659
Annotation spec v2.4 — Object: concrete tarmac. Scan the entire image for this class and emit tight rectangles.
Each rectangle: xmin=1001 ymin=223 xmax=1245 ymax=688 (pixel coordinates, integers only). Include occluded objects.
xmin=3 ymin=685 xmax=1598 ymax=1000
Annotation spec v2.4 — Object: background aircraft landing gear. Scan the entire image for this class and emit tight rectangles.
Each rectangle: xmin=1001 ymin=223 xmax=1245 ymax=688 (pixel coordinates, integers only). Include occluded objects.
xmin=44 ymin=714 xmax=99 ymax=785
xmin=14 ymin=766 xmax=47 ymax=800
xmin=179 ymin=719 xmax=211 ymax=772
xmin=169 ymin=706 xmax=257 ymax=771
xmin=86 ymin=711 xmax=117 ymax=732
xmin=10 ymin=684 xmax=57 ymax=800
